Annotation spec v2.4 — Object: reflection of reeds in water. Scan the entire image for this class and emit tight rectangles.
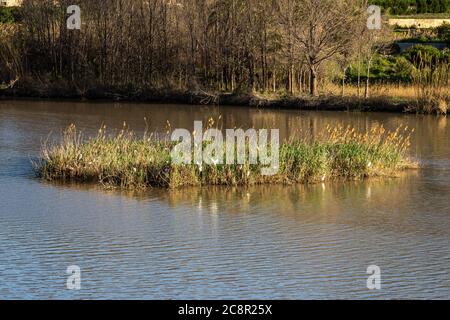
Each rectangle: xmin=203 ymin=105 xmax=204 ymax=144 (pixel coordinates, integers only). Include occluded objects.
xmin=35 ymin=123 xmax=417 ymax=190
xmin=437 ymin=116 xmax=447 ymax=131
xmin=164 ymin=174 xmax=418 ymax=209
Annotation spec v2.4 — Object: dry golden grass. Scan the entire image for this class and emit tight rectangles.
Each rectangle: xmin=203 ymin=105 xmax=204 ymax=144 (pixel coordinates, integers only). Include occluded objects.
xmin=255 ymin=82 xmax=449 ymax=105
xmin=324 ymin=83 xmax=420 ymax=100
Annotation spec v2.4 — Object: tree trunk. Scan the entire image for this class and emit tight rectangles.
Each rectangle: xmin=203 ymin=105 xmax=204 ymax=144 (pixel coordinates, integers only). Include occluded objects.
xmin=272 ymin=70 xmax=276 ymax=92
xmin=365 ymin=58 xmax=372 ymax=99
xmin=357 ymin=54 xmax=361 ymax=98
xmin=291 ymin=64 xmax=295 ymax=95
xmin=310 ymin=65 xmax=318 ymax=96
xmin=342 ymin=66 xmax=347 ymax=97
xmin=299 ymin=71 xmax=303 ymax=94
xmin=288 ymin=67 xmax=292 ymax=94
xmin=231 ymin=68 xmax=235 ymax=92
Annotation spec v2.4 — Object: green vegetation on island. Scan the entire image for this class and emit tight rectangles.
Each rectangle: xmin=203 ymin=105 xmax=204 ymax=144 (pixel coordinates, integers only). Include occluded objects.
xmin=36 ymin=124 xmax=416 ymax=190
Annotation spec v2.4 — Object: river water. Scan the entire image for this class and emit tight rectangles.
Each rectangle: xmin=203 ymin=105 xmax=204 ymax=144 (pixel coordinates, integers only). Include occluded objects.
xmin=0 ymin=100 xmax=448 ymax=299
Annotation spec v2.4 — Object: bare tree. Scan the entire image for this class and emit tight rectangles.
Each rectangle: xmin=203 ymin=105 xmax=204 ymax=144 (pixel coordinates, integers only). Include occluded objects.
xmin=360 ymin=24 xmax=393 ymax=99
xmin=278 ymin=0 xmax=366 ymax=96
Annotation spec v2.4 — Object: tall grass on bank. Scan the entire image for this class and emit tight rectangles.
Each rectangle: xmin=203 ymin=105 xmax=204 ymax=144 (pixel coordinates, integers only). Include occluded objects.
xmin=324 ymin=82 xmax=450 ymax=114
xmin=324 ymin=83 xmax=419 ymax=100
xmin=412 ymin=63 xmax=450 ymax=115
xmin=35 ymin=124 xmax=417 ymax=189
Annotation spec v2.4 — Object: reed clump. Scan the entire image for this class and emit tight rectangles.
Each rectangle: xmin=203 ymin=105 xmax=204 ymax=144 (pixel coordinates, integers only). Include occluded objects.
xmin=35 ymin=124 xmax=417 ymax=189
xmin=411 ymin=63 xmax=449 ymax=115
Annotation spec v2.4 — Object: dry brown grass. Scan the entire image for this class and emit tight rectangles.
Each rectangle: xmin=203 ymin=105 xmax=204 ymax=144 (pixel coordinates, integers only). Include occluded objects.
xmin=324 ymin=82 xmax=450 ymax=114
xmin=323 ymin=83 xmax=420 ymax=100
xmin=257 ymin=82 xmax=444 ymax=101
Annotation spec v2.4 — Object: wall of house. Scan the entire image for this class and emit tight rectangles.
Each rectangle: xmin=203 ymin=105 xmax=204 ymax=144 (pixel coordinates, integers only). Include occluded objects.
xmin=388 ymin=18 xmax=450 ymax=29
xmin=0 ymin=0 xmax=22 ymax=7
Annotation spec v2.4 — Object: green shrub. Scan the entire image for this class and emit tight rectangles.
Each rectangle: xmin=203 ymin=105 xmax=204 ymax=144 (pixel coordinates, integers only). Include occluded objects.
xmin=402 ymin=44 xmax=447 ymax=68
xmin=0 ymin=7 xmax=21 ymax=24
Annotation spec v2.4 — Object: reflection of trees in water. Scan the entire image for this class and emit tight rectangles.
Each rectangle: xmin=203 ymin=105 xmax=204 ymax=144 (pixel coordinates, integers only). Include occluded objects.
xmin=244 ymin=111 xmax=448 ymax=161
xmin=411 ymin=115 xmax=448 ymax=159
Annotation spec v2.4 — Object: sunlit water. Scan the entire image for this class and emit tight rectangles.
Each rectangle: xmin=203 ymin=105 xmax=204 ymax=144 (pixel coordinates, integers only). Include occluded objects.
xmin=0 ymin=100 xmax=449 ymax=299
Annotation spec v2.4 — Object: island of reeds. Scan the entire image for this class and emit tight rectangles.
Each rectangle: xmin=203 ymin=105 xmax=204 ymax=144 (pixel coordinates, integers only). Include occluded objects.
xmin=35 ymin=124 xmax=417 ymax=189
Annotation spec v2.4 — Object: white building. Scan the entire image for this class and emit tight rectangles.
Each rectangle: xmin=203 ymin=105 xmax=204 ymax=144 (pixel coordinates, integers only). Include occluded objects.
xmin=0 ymin=0 xmax=22 ymax=7
xmin=389 ymin=18 xmax=450 ymax=29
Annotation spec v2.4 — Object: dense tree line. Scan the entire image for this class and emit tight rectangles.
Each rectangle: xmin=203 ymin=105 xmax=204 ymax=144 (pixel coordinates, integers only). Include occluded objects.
xmin=0 ymin=0 xmax=368 ymax=96
xmin=369 ymin=0 xmax=450 ymax=14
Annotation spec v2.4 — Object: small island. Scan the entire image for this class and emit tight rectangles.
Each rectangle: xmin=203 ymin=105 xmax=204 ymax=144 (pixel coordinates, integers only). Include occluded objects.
xmin=36 ymin=124 xmax=417 ymax=189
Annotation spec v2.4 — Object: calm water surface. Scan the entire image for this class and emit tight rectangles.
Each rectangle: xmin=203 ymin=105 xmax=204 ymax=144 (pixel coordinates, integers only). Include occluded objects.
xmin=0 ymin=100 xmax=449 ymax=299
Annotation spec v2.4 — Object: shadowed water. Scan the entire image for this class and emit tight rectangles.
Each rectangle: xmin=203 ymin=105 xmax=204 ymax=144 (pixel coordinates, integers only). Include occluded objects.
xmin=0 ymin=100 xmax=449 ymax=299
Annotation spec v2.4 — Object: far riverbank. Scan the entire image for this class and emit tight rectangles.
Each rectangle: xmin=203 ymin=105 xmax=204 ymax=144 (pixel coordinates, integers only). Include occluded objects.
xmin=0 ymin=86 xmax=414 ymax=113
